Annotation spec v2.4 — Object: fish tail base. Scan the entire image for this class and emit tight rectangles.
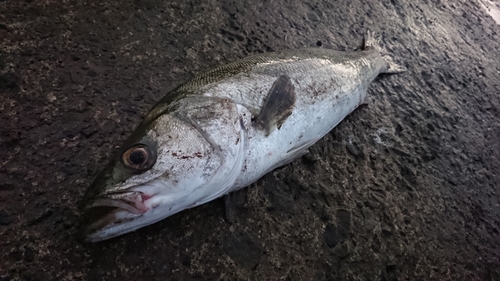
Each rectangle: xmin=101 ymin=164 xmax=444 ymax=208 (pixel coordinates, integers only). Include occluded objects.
xmin=384 ymin=59 xmax=407 ymax=74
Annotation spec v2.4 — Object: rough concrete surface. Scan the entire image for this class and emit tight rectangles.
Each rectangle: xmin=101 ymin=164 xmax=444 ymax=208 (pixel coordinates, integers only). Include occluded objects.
xmin=1 ymin=0 xmax=500 ymax=280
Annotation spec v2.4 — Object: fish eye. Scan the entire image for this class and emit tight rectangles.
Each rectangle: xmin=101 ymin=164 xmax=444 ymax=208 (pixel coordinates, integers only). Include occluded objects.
xmin=129 ymin=149 xmax=146 ymax=164
xmin=122 ymin=145 xmax=155 ymax=171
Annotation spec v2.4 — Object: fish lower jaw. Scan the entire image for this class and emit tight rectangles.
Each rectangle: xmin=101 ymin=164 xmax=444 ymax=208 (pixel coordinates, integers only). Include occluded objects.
xmin=81 ymin=208 xmax=139 ymax=242
xmin=83 ymin=201 xmax=185 ymax=242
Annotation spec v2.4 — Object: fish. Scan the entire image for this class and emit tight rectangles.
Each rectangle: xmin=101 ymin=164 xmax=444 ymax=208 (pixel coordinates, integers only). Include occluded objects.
xmin=79 ymin=31 xmax=404 ymax=242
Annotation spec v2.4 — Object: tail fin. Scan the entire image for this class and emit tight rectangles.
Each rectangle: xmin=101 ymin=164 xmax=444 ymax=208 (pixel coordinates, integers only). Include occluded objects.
xmin=362 ymin=30 xmax=406 ymax=74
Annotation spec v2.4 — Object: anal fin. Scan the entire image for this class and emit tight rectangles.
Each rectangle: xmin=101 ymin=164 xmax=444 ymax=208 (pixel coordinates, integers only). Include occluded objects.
xmin=253 ymin=75 xmax=296 ymax=136
xmin=223 ymin=188 xmax=248 ymax=224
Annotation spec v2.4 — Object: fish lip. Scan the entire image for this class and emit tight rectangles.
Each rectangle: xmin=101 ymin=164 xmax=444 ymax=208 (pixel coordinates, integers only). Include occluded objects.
xmin=82 ymin=191 xmax=149 ymax=215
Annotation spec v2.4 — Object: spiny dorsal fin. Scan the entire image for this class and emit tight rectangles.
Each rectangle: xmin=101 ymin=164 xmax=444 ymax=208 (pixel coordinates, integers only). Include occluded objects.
xmin=253 ymin=75 xmax=296 ymax=136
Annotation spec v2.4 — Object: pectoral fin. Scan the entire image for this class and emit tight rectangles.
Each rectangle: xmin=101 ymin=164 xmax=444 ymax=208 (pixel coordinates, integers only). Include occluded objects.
xmin=253 ymin=75 xmax=296 ymax=136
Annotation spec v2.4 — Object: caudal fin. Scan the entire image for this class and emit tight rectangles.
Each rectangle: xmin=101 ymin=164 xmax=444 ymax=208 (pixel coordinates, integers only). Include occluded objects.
xmin=362 ymin=30 xmax=406 ymax=74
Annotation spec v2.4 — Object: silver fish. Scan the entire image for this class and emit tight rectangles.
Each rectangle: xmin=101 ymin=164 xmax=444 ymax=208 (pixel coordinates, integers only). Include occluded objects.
xmin=79 ymin=31 xmax=403 ymax=242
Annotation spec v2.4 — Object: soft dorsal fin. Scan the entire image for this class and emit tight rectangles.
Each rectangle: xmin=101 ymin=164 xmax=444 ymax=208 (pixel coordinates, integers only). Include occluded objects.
xmin=253 ymin=75 xmax=296 ymax=136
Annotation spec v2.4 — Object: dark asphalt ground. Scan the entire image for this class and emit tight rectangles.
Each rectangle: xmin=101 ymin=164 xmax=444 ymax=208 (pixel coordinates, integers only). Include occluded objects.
xmin=1 ymin=0 xmax=499 ymax=280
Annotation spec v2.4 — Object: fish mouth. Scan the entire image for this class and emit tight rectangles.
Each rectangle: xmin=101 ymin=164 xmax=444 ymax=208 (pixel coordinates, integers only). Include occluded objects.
xmin=83 ymin=191 xmax=149 ymax=215
xmin=79 ymin=191 xmax=150 ymax=242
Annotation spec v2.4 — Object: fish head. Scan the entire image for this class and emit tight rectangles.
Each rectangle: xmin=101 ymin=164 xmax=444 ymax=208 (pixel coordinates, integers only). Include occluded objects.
xmin=79 ymin=113 xmax=222 ymax=242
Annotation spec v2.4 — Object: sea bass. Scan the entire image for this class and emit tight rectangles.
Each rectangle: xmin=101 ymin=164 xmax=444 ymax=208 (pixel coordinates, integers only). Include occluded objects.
xmin=80 ymin=31 xmax=403 ymax=242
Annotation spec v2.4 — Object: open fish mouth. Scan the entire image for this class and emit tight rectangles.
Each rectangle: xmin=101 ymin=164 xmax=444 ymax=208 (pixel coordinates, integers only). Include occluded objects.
xmin=83 ymin=191 xmax=149 ymax=215
xmin=79 ymin=191 xmax=150 ymax=241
